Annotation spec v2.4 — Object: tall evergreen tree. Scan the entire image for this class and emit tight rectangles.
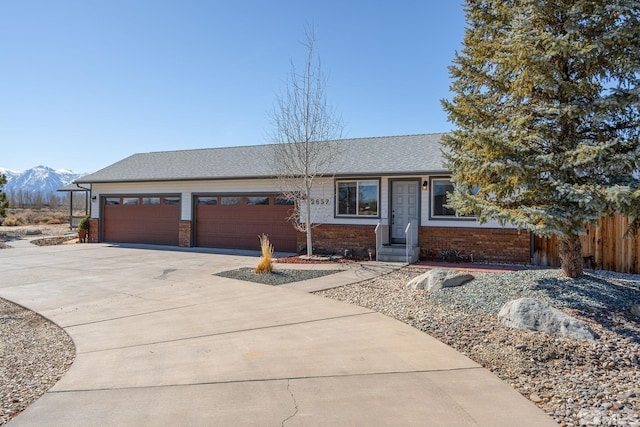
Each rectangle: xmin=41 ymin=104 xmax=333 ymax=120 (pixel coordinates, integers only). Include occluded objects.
xmin=442 ymin=0 xmax=640 ymax=277
xmin=0 ymin=174 xmax=9 ymax=220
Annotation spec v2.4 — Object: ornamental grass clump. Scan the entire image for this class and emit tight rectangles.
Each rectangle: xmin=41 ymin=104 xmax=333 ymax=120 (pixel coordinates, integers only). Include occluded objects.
xmin=255 ymin=234 xmax=274 ymax=274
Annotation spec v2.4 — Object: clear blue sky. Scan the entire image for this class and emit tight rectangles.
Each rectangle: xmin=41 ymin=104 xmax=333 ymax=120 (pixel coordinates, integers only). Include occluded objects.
xmin=0 ymin=1 xmax=466 ymax=173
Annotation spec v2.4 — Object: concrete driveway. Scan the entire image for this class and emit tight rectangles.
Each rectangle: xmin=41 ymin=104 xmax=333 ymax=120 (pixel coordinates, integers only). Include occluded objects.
xmin=0 ymin=242 xmax=554 ymax=426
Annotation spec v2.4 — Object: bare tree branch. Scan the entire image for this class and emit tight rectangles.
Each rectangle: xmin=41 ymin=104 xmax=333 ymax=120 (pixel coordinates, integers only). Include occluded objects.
xmin=268 ymin=26 xmax=344 ymax=256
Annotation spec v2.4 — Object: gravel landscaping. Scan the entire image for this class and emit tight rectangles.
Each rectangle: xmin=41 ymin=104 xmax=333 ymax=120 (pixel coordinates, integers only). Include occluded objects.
xmin=0 ymin=298 xmax=75 ymax=426
xmin=215 ymin=267 xmax=343 ymax=286
xmin=316 ymin=267 xmax=640 ymax=427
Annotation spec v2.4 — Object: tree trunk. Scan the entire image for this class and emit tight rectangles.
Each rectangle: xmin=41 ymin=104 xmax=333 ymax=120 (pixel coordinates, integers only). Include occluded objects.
xmin=305 ymin=197 xmax=313 ymax=256
xmin=558 ymin=233 xmax=583 ymax=278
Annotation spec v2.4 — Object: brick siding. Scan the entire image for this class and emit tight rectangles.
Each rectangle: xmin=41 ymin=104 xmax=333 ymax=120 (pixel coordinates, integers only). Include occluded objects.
xmin=419 ymin=226 xmax=531 ymax=264
xmin=88 ymin=215 xmax=530 ymax=264
xmin=298 ymin=224 xmax=377 ymax=258
xmin=88 ymin=218 xmax=100 ymax=243
xmin=300 ymin=224 xmax=530 ymax=263
xmin=178 ymin=220 xmax=192 ymax=247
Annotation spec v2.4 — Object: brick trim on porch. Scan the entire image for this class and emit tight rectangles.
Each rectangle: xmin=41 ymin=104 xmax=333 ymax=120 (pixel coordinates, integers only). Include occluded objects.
xmin=305 ymin=224 xmax=531 ymax=264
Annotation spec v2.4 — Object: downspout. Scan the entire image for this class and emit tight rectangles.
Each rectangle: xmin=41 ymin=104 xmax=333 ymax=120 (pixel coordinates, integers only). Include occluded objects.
xmin=68 ymin=191 xmax=73 ymax=230
xmin=75 ymin=183 xmax=91 ymax=216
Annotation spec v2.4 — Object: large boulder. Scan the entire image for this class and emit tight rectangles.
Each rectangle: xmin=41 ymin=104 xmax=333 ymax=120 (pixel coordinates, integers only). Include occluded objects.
xmin=498 ymin=298 xmax=596 ymax=341
xmin=407 ymin=268 xmax=474 ymax=291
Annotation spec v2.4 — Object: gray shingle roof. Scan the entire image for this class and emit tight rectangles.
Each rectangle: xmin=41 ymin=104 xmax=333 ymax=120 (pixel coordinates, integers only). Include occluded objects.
xmin=77 ymin=133 xmax=449 ymax=184
xmin=57 ymin=182 xmax=91 ymax=192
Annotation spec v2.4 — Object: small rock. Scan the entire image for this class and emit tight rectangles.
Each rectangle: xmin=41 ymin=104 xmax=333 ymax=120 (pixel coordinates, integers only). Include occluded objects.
xmin=530 ymin=393 xmax=543 ymax=403
xmin=631 ymin=305 xmax=640 ymax=318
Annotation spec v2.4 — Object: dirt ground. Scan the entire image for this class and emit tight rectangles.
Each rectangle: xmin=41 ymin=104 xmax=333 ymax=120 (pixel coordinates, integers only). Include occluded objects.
xmin=0 ymin=224 xmax=74 ymax=249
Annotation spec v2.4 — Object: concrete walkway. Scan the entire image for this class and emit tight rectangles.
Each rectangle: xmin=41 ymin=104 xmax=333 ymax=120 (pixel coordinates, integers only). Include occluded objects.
xmin=0 ymin=242 xmax=555 ymax=426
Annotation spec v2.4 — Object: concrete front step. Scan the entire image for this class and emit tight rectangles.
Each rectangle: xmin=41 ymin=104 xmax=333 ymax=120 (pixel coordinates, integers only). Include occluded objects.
xmin=378 ymin=245 xmax=420 ymax=263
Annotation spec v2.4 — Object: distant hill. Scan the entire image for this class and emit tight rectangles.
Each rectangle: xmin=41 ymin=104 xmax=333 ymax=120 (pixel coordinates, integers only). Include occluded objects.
xmin=0 ymin=166 xmax=84 ymax=201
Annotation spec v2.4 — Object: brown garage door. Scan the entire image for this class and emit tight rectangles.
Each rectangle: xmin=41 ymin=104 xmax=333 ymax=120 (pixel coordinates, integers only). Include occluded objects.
xmin=195 ymin=195 xmax=297 ymax=252
xmin=103 ymin=196 xmax=180 ymax=245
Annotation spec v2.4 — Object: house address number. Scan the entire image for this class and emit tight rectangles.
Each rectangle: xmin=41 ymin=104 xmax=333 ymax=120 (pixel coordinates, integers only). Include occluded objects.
xmin=310 ymin=198 xmax=330 ymax=205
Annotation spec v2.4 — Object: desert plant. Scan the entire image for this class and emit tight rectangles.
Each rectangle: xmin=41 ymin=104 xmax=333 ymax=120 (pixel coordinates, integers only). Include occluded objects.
xmin=254 ymin=234 xmax=274 ymax=274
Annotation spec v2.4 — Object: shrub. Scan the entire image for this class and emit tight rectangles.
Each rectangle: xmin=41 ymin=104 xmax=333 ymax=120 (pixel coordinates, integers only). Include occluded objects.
xmin=254 ymin=234 xmax=274 ymax=274
xmin=22 ymin=210 xmax=36 ymax=224
xmin=38 ymin=216 xmax=63 ymax=225
xmin=5 ymin=208 xmax=70 ymax=226
xmin=78 ymin=215 xmax=90 ymax=231
xmin=2 ymin=215 xmax=18 ymax=226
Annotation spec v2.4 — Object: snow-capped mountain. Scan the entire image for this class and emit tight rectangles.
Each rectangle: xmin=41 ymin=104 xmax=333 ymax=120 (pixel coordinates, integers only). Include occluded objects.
xmin=0 ymin=167 xmax=20 ymax=182
xmin=0 ymin=165 xmax=84 ymax=198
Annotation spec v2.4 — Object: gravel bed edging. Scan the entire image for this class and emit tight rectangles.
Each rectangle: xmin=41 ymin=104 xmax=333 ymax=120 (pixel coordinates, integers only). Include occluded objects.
xmin=214 ymin=267 xmax=343 ymax=286
xmin=30 ymin=236 xmax=78 ymax=246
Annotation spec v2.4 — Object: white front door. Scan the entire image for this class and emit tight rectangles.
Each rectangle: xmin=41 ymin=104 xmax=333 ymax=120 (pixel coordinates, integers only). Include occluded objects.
xmin=391 ymin=180 xmax=419 ymax=244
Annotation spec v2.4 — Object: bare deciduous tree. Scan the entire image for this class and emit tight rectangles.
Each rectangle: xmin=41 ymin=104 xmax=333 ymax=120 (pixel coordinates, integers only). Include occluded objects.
xmin=269 ymin=28 xmax=344 ymax=256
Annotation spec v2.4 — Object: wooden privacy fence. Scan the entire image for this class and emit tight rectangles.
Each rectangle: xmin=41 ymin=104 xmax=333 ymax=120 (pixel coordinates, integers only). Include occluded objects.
xmin=532 ymin=214 xmax=640 ymax=274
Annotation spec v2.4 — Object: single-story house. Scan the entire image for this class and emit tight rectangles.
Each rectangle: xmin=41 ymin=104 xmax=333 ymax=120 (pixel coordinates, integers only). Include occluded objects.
xmin=75 ymin=133 xmax=531 ymax=263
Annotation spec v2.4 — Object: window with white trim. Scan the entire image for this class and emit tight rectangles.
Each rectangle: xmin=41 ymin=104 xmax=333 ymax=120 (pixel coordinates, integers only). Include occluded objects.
xmin=336 ymin=180 xmax=379 ymax=217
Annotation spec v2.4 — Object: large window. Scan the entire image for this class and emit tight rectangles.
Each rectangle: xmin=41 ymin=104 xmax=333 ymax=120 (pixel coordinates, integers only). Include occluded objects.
xmin=336 ymin=180 xmax=379 ymax=217
xmin=431 ymin=178 xmax=477 ymax=218
xmin=431 ymin=179 xmax=455 ymax=217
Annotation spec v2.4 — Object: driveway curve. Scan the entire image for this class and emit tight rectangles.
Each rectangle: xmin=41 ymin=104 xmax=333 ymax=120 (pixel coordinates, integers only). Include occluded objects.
xmin=0 ymin=243 xmax=554 ymax=426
